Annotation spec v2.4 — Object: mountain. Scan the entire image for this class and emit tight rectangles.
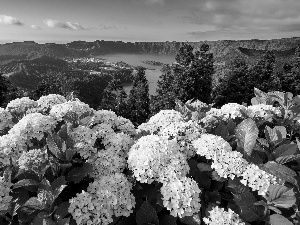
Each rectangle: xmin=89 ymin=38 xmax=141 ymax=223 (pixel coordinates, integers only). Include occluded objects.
xmin=1 ymin=37 xmax=299 ymax=62
xmin=0 ymin=55 xmax=68 ymax=89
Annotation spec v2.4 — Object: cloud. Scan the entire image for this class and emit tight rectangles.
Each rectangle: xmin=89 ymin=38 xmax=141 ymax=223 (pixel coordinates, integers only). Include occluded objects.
xmin=183 ymin=0 xmax=300 ymax=38
xmin=44 ymin=19 xmax=89 ymax=30
xmin=99 ymin=25 xmax=117 ymax=30
xmin=144 ymin=0 xmax=164 ymax=5
xmin=0 ymin=15 xmax=24 ymax=26
xmin=31 ymin=25 xmax=42 ymax=30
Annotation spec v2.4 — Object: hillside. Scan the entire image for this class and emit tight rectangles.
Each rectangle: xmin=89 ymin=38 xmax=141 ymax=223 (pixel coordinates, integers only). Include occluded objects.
xmin=0 ymin=37 xmax=299 ymax=62
xmin=0 ymin=56 xmax=68 ymax=89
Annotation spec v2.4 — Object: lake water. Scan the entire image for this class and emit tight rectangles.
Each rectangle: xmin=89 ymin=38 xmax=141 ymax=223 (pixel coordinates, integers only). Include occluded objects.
xmin=101 ymin=53 xmax=176 ymax=96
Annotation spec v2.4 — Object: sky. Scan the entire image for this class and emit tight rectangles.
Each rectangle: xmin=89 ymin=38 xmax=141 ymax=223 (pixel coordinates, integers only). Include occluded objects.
xmin=1 ymin=0 xmax=300 ymax=43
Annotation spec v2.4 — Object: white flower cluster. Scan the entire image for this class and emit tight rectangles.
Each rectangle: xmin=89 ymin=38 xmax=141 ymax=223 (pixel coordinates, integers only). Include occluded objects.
xmin=49 ymin=99 xmax=94 ymax=121
xmin=69 ymin=125 xmax=97 ymax=159
xmin=6 ymin=97 xmax=37 ymax=117
xmin=17 ymin=148 xmax=48 ymax=174
xmin=0 ymin=175 xmax=12 ymax=212
xmin=203 ymin=206 xmax=245 ymax=225
xmin=88 ymin=150 xmax=126 ymax=179
xmin=91 ymin=110 xmax=136 ymax=136
xmin=192 ymin=134 xmax=278 ymax=195
xmin=246 ymin=104 xmax=281 ymax=118
xmin=128 ymin=135 xmax=190 ymax=184
xmin=8 ymin=113 xmax=57 ymax=146
xmin=193 ymin=134 xmax=248 ymax=180
xmin=69 ymin=173 xmax=135 ymax=225
xmin=36 ymin=94 xmax=66 ymax=112
xmin=0 ymin=134 xmax=27 ymax=163
xmin=91 ymin=110 xmax=119 ymax=128
xmin=240 ymin=164 xmax=278 ymax=196
xmin=160 ymin=177 xmax=201 ymax=218
xmin=0 ymin=108 xmax=14 ymax=132
xmin=205 ymin=103 xmax=246 ymax=121
xmin=137 ymin=110 xmax=184 ymax=135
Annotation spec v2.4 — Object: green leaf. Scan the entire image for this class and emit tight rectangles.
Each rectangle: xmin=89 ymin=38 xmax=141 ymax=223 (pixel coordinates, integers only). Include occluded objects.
xmin=66 ymin=163 xmax=93 ymax=183
xmin=235 ymin=118 xmax=259 ymax=156
xmin=58 ymin=124 xmax=69 ymax=141
xmin=51 ymin=176 xmax=67 ymax=200
xmin=22 ymin=197 xmax=45 ymax=211
xmin=57 ymin=217 xmax=70 ymax=225
xmin=136 ymin=201 xmax=159 ymax=225
xmin=159 ymin=215 xmax=177 ymax=225
xmin=233 ymin=191 xmax=264 ymax=222
xmin=261 ymin=161 xmax=297 ymax=186
xmin=55 ymin=202 xmax=70 ymax=219
xmin=32 ymin=215 xmax=56 ymax=225
xmin=205 ymin=191 xmax=221 ymax=204
xmin=12 ymin=179 xmax=39 ymax=189
xmin=179 ymin=214 xmax=201 ymax=225
xmin=46 ymin=136 xmax=64 ymax=159
xmin=273 ymin=144 xmax=298 ymax=159
xmin=227 ymin=177 xmax=250 ymax=194
xmin=12 ymin=189 xmax=29 ymax=216
xmin=14 ymin=170 xmax=40 ymax=182
xmin=276 ymin=154 xmax=300 ymax=164
xmin=226 ymin=119 xmax=236 ymax=135
xmin=269 ymin=214 xmax=293 ymax=225
xmin=197 ymin=163 xmax=212 ymax=172
xmin=265 ymin=185 xmax=296 ymax=208
xmin=215 ymin=123 xmax=229 ymax=140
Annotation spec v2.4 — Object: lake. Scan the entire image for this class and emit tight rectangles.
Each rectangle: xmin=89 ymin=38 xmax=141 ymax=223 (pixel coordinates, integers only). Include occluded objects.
xmin=101 ymin=53 xmax=176 ymax=96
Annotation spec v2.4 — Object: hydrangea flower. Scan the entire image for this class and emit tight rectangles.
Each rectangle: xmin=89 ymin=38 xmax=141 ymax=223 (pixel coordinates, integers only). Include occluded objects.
xmin=37 ymin=94 xmax=66 ymax=112
xmin=115 ymin=116 xmax=136 ymax=136
xmin=192 ymin=134 xmax=232 ymax=160
xmin=69 ymin=173 xmax=135 ymax=225
xmin=160 ymin=176 xmax=201 ymax=218
xmin=5 ymin=97 xmax=38 ymax=118
xmin=128 ymin=135 xmax=189 ymax=184
xmin=0 ymin=108 xmax=14 ymax=132
xmin=240 ymin=164 xmax=278 ymax=196
xmin=137 ymin=110 xmax=184 ymax=135
xmin=246 ymin=104 xmax=281 ymax=118
xmin=101 ymin=132 xmax=134 ymax=157
xmin=8 ymin=113 xmax=57 ymax=146
xmin=203 ymin=206 xmax=245 ymax=225
xmin=91 ymin=110 xmax=119 ymax=128
xmin=69 ymin=125 xmax=98 ymax=159
xmin=49 ymin=99 xmax=94 ymax=122
xmin=220 ymin=103 xmax=246 ymax=120
xmin=0 ymin=175 xmax=13 ymax=212
xmin=211 ymin=150 xmax=249 ymax=179
xmin=88 ymin=149 xmax=127 ymax=179
xmin=0 ymin=134 xmax=28 ymax=163
xmin=17 ymin=148 xmax=48 ymax=174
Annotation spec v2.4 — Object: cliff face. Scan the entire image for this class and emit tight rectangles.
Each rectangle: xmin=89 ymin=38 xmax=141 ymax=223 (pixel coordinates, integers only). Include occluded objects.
xmin=0 ymin=37 xmax=299 ymax=60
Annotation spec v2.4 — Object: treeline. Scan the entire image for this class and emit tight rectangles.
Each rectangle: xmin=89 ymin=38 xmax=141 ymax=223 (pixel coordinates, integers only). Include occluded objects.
xmin=1 ymin=43 xmax=300 ymax=128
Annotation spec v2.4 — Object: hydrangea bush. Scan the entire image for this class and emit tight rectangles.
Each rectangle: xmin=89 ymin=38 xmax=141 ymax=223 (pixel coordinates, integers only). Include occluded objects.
xmin=0 ymin=88 xmax=299 ymax=225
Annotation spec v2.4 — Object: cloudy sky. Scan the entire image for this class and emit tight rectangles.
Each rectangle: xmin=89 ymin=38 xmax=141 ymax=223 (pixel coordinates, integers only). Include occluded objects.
xmin=1 ymin=0 xmax=300 ymax=43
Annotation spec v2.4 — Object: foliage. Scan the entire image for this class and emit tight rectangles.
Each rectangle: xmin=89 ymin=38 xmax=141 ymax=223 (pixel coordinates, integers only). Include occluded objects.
xmin=99 ymin=78 xmax=129 ymax=118
xmin=150 ymin=43 xmax=214 ymax=116
xmin=213 ymin=52 xmax=282 ymax=107
xmin=2 ymin=83 xmax=300 ymax=224
xmin=0 ymin=74 xmax=20 ymax=108
xmin=127 ymin=67 xmax=150 ymax=127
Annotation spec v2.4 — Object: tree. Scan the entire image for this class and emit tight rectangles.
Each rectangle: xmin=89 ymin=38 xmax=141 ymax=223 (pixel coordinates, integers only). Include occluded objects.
xmin=277 ymin=45 xmax=300 ymax=95
xmin=150 ymin=43 xmax=214 ymax=115
xmin=213 ymin=51 xmax=281 ymax=107
xmin=127 ymin=67 xmax=150 ymax=126
xmin=31 ymin=70 xmax=76 ymax=100
xmin=212 ymin=57 xmax=249 ymax=107
xmin=99 ymin=78 xmax=128 ymax=118
xmin=0 ymin=74 xmax=20 ymax=107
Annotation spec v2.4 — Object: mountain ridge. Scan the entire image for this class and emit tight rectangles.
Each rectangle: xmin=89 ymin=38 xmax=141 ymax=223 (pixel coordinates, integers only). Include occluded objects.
xmin=1 ymin=37 xmax=299 ymax=61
